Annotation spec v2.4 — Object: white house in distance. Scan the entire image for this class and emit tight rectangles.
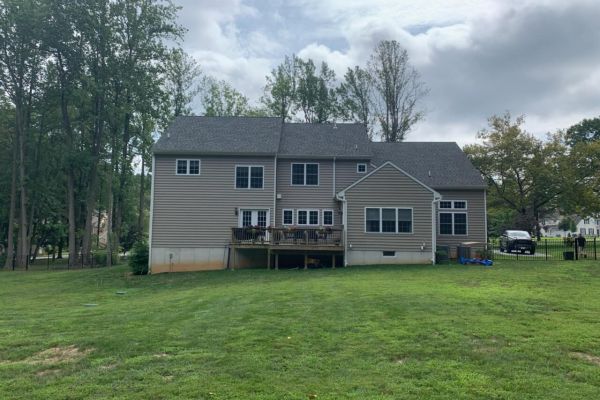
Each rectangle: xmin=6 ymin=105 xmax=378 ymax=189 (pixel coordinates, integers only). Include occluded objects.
xmin=541 ymin=215 xmax=600 ymax=237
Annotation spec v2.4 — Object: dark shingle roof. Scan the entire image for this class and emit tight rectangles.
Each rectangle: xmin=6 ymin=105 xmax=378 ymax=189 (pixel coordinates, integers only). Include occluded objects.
xmin=371 ymin=142 xmax=486 ymax=189
xmin=153 ymin=116 xmax=283 ymax=155
xmin=279 ymin=123 xmax=371 ymax=158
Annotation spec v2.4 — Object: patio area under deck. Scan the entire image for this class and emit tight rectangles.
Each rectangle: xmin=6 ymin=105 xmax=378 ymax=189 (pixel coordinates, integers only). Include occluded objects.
xmin=230 ymin=227 xmax=344 ymax=269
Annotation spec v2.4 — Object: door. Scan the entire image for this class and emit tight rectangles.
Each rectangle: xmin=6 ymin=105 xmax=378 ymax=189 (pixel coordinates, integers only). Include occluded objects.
xmin=239 ymin=209 xmax=270 ymax=240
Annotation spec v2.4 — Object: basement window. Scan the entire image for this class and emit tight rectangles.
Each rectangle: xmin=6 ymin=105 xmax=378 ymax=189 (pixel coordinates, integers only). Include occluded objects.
xmin=382 ymin=251 xmax=396 ymax=257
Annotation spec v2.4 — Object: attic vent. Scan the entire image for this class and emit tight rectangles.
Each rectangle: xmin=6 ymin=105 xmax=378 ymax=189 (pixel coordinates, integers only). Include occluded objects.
xmin=428 ymin=170 xmax=431 ymax=177
xmin=354 ymin=144 xmax=358 ymax=151
xmin=333 ymin=122 xmax=337 ymax=129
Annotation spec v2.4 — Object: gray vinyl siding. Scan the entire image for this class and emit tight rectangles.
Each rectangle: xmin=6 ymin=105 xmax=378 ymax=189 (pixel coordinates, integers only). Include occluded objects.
xmin=275 ymin=159 xmax=340 ymax=226
xmin=436 ymin=189 xmax=486 ymax=247
xmin=152 ymin=155 xmax=275 ymax=247
xmin=335 ymin=159 xmax=371 ymax=192
xmin=345 ymin=164 xmax=434 ymax=251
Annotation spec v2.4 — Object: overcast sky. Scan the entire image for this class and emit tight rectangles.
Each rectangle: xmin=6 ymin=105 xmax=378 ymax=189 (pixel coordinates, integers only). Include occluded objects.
xmin=173 ymin=0 xmax=600 ymax=145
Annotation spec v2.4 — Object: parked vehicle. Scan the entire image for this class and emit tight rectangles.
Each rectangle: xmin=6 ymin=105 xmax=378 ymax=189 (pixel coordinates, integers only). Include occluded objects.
xmin=500 ymin=230 xmax=536 ymax=254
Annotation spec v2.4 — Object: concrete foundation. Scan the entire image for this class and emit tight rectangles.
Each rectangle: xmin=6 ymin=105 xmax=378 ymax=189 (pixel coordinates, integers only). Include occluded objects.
xmin=346 ymin=250 xmax=432 ymax=265
xmin=150 ymin=246 xmax=269 ymax=273
xmin=150 ymin=247 xmax=229 ymax=273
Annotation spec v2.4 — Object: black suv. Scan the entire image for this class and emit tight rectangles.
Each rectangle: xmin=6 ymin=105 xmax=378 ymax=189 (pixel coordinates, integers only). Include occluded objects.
xmin=499 ymin=230 xmax=536 ymax=254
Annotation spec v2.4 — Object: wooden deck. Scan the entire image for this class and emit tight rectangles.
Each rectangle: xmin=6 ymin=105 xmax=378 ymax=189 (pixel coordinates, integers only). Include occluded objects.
xmin=230 ymin=227 xmax=344 ymax=269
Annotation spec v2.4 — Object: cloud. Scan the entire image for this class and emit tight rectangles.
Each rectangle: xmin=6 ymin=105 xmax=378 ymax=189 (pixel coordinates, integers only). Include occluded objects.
xmin=174 ymin=0 xmax=600 ymax=143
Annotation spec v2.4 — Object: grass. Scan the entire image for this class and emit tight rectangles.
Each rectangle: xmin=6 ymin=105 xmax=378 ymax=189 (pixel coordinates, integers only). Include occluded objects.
xmin=1 ymin=261 xmax=600 ymax=399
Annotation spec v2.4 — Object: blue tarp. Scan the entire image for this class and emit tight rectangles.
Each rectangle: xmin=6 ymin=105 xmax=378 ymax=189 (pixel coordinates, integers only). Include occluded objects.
xmin=459 ymin=257 xmax=493 ymax=266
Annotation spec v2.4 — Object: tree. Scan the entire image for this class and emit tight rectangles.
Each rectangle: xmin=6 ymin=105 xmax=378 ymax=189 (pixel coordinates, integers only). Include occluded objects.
xmin=202 ymin=78 xmax=249 ymax=117
xmin=164 ymin=48 xmax=202 ymax=119
xmin=558 ymin=217 xmax=577 ymax=233
xmin=337 ymin=66 xmax=374 ymax=136
xmin=464 ymin=113 xmax=569 ymax=238
xmin=565 ymin=117 xmax=600 ymax=146
xmin=261 ymin=54 xmax=298 ymax=120
xmin=368 ymin=40 xmax=428 ymax=142
xmin=295 ymin=59 xmax=337 ymax=123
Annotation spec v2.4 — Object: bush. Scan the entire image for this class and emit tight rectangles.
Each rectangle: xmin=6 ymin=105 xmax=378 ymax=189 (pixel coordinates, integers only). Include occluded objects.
xmin=93 ymin=251 xmax=119 ymax=266
xmin=129 ymin=240 xmax=149 ymax=275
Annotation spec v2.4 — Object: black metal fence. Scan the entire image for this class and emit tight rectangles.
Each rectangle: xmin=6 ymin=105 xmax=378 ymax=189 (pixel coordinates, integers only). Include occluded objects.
xmin=2 ymin=252 xmax=125 ymax=271
xmin=486 ymin=237 xmax=597 ymax=262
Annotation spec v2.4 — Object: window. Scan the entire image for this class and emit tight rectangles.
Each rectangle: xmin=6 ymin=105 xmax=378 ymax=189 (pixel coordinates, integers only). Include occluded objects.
xmin=439 ymin=212 xmax=467 ymax=235
xmin=440 ymin=200 xmax=467 ymax=210
xmin=236 ymin=166 xmax=263 ymax=189
xmin=357 ymin=163 xmax=367 ymax=173
xmin=365 ymin=207 xmax=413 ymax=234
xmin=584 ymin=219 xmax=590 ymax=224
xmin=176 ymin=159 xmax=200 ymax=175
xmin=366 ymin=208 xmax=380 ymax=232
xmin=382 ymin=251 xmax=396 ymax=257
xmin=580 ymin=228 xmax=586 ymax=235
xmin=589 ymin=228 xmax=594 ymax=235
xmin=283 ymin=209 xmax=294 ymax=225
xmin=397 ymin=209 xmax=412 ymax=233
xmin=291 ymin=163 xmax=319 ymax=186
xmin=297 ymin=209 xmax=319 ymax=225
xmin=381 ymin=208 xmax=396 ymax=232
xmin=323 ymin=210 xmax=333 ymax=226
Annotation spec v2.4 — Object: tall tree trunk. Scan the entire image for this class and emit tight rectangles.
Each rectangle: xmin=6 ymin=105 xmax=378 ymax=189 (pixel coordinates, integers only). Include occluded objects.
xmin=16 ymin=109 xmax=29 ymax=269
xmin=3 ymin=141 xmax=17 ymax=269
xmin=67 ymin=172 xmax=77 ymax=266
xmin=106 ymin=141 xmax=115 ymax=267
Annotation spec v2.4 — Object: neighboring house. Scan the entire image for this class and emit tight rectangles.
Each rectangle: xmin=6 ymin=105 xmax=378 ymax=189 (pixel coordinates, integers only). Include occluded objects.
xmin=541 ymin=216 xmax=600 ymax=237
xmin=148 ymin=116 xmax=487 ymax=273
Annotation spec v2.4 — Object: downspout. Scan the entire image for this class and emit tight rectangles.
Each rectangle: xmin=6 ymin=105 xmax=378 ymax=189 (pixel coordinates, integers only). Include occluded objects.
xmin=148 ymin=154 xmax=156 ymax=273
xmin=431 ymin=192 xmax=442 ymax=264
xmin=483 ymin=189 xmax=488 ymax=241
xmin=332 ymin=157 xmax=336 ymax=197
xmin=273 ymin=155 xmax=277 ymax=227
xmin=336 ymin=192 xmax=348 ymax=267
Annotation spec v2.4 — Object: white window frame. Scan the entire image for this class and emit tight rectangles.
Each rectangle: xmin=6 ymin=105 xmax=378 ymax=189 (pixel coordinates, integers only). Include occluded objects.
xmin=297 ymin=209 xmax=320 ymax=226
xmin=175 ymin=159 xmax=201 ymax=175
xmin=282 ymin=209 xmax=294 ymax=225
xmin=357 ymin=163 xmax=367 ymax=174
xmin=439 ymin=200 xmax=467 ymax=210
xmin=290 ymin=162 xmax=320 ymax=186
xmin=364 ymin=207 xmax=414 ymax=234
xmin=235 ymin=165 xmax=264 ymax=189
xmin=322 ymin=209 xmax=334 ymax=226
xmin=439 ymin=211 xmax=469 ymax=236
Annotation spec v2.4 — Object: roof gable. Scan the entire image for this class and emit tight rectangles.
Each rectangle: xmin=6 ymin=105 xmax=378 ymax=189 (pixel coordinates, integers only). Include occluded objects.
xmin=338 ymin=161 xmax=440 ymax=198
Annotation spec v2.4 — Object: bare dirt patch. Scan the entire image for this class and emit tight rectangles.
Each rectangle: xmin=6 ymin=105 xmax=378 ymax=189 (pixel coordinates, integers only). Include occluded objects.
xmin=26 ymin=345 xmax=92 ymax=365
xmin=570 ymin=352 xmax=600 ymax=366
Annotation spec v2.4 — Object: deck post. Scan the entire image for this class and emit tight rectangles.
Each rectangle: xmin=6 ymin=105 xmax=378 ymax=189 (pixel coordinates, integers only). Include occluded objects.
xmin=267 ymin=248 xmax=271 ymax=270
xmin=332 ymin=253 xmax=336 ymax=269
xmin=231 ymin=246 xmax=236 ymax=270
xmin=304 ymin=252 xmax=308 ymax=270
xmin=275 ymin=253 xmax=279 ymax=270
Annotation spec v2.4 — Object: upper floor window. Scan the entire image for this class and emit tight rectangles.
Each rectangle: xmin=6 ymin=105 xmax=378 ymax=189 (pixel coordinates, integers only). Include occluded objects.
xmin=440 ymin=200 xmax=467 ymax=209
xmin=297 ymin=209 xmax=319 ymax=225
xmin=584 ymin=218 xmax=590 ymax=224
xmin=439 ymin=212 xmax=467 ymax=235
xmin=282 ymin=209 xmax=294 ymax=225
xmin=291 ymin=163 xmax=319 ymax=186
xmin=176 ymin=159 xmax=200 ymax=175
xmin=236 ymin=166 xmax=263 ymax=189
xmin=357 ymin=163 xmax=367 ymax=173
xmin=365 ymin=207 xmax=413 ymax=234
xmin=323 ymin=210 xmax=334 ymax=226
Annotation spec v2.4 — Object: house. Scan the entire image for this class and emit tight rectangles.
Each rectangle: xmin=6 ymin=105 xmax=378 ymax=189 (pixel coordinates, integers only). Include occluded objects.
xmin=541 ymin=215 xmax=600 ymax=237
xmin=148 ymin=116 xmax=487 ymax=273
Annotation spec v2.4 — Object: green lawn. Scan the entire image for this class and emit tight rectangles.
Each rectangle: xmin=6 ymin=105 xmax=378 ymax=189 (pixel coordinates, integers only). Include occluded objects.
xmin=1 ymin=262 xmax=599 ymax=399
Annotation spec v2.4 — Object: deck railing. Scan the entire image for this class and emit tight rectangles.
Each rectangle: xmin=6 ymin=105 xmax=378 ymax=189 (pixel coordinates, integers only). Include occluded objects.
xmin=231 ymin=227 xmax=343 ymax=247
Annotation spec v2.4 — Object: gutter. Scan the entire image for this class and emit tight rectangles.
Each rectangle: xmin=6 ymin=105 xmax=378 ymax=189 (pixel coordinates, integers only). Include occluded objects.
xmin=148 ymin=154 xmax=156 ymax=274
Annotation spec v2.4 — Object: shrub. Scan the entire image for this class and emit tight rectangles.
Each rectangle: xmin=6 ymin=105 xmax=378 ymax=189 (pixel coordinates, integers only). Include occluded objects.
xmin=129 ymin=240 xmax=149 ymax=275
